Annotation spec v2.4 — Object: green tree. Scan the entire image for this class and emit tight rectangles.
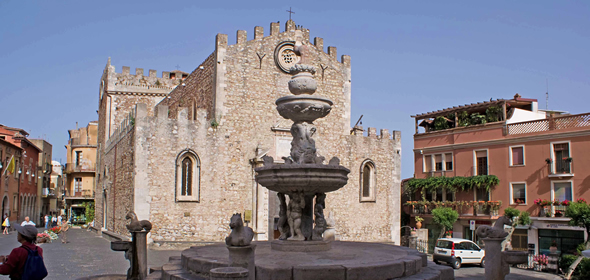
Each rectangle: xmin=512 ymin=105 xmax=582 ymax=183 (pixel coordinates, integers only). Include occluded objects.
xmin=432 ymin=207 xmax=459 ymax=238
xmin=565 ymin=201 xmax=590 ymax=279
xmin=502 ymin=208 xmax=531 ymax=251
xmin=82 ymin=202 xmax=95 ymax=224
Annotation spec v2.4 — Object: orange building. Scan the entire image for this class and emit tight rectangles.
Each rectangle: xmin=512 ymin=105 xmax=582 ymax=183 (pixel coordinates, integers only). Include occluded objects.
xmin=0 ymin=125 xmax=41 ymax=224
xmin=407 ymin=94 xmax=590 ymax=256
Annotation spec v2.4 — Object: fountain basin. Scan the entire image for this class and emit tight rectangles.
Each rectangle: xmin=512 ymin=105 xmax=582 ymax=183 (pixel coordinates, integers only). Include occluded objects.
xmin=111 ymin=240 xmax=131 ymax=251
xmin=255 ymin=164 xmax=350 ymax=194
xmin=276 ymin=95 xmax=333 ymax=123
xmin=503 ymin=250 xmax=528 ymax=265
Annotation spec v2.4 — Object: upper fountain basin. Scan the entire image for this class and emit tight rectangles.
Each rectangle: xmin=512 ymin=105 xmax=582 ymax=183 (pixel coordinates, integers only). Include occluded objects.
xmin=276 ymin=95 xmax=333 ymax=123
xmin=255 ymin=163 xmax=350 ymax=195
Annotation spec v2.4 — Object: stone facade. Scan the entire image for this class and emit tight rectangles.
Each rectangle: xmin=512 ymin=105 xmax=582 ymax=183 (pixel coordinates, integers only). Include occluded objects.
xmin=95 ymin=20 xmax=401 ymax=244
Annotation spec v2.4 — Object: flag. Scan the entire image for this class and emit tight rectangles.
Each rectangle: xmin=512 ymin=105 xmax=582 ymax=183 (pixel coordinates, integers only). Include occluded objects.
xmin=5 ymin=156 xmax=15 ymax=175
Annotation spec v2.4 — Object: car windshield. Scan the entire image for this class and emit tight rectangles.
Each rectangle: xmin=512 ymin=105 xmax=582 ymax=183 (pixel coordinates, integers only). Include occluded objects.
xmin=436 ymin=240 xmax=453 ymax=249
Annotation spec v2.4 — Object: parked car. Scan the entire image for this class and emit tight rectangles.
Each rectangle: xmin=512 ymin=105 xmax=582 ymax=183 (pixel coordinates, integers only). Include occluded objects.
xmin=433 ymin=238 xmax=485 ymax=269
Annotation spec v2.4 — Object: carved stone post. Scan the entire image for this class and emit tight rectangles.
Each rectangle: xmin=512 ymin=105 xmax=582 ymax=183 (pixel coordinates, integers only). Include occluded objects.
xmin=227 ymin=245 xmax=256 ymax=280
xmin=131 ymin=231 xmax=149 ymax=280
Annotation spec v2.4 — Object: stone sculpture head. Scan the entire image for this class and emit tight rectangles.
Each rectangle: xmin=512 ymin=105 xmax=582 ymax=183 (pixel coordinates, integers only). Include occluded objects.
xmin=229 ymin=213 xmax=244 ymax=229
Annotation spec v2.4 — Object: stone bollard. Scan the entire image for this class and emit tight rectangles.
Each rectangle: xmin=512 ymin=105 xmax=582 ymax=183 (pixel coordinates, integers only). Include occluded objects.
xmin=210 ymin=267 xmax=249 ymax=280
xmin=408 ymin=236 xmax=417 ymax=250
xmin=131 ymin=231 xmax=149 ymax=280
xmin=227 ymin=245 xmax=256 ymax=280
xmin=482 ymin=238 xmax=509 ymax=280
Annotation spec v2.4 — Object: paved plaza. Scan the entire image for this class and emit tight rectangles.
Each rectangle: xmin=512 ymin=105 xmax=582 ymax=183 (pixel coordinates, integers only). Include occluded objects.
xmin=0 ymin=228 xmax=568 ymax=279
xmin=0 ymin=228 xmax=181 ymax=280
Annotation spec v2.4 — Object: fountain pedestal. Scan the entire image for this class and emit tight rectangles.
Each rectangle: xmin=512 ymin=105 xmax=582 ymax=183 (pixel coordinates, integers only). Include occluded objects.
xmin=481 ymin=238 xmax=508 ymax=280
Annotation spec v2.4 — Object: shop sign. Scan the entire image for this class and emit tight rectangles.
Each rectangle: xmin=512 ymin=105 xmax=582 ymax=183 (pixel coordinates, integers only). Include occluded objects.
xmin=545 ymin=223 xmax=584 ymax=230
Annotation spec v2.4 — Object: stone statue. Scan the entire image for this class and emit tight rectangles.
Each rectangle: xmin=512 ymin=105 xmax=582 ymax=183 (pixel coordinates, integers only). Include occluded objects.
xmin=312 ymin=193 xmax=327 ymax=241
xmin=225 ymin=213 xmax=254 ymax=247
xmin=277 ymin=193 xmax=291 ymax=240
xmin=262 ymin=155 xmax=274 ymax=166
xmin=290 ymin=122 xmax=317 ymax=164
xmin=288 ymin=192 xmax=306 ymax=240
xmin=293 ymin=30 xmax=309 ymax=65
xmin=125 ymin=211 xmax=152 ymax=232
xmin=476 ymin=215 xmax=511 ymax=238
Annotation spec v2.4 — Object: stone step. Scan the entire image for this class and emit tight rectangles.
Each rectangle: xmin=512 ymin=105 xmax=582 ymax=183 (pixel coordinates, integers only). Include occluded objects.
xmin=160 ymin=260 xmax=208 ymax=280
xmin=400 ymin=261 xmax=454 ymax=280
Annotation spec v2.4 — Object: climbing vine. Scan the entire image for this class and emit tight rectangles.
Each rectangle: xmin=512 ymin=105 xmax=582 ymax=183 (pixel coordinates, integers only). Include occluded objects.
xmin=405 ymin=175 xmax=499 ymax=198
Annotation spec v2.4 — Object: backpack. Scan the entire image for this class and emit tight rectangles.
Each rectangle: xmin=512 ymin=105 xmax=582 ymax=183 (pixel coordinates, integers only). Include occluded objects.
xmin=21 ymin=246 xmax=48 ymax=280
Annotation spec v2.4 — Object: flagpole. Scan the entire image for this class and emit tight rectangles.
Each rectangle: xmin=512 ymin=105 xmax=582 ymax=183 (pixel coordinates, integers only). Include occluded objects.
xmin=1 ymin=155 xmax=13 ymax=176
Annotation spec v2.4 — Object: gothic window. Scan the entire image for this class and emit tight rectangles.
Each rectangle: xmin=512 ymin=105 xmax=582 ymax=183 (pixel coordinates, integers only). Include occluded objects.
xmin=176 ymin=149 xmax=200 ymax=202
xmin=360 ymin=160 xmax=376 ymax=202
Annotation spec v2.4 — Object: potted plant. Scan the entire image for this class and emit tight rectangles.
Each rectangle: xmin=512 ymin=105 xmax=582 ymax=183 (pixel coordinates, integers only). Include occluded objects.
xmin=553 ymin=200 xmax=561 ymax=206
xmin=445 ymin=230 xmax=453 ymax=238
xmin=564 ymin=157 xmax=573 ymax=163
xmin=550 ymin=240 xmax=558 ymax=253
xmin=415 ymin=216 xmax=424 ymax=229
xmin=555 ymin=210 xmax=563 ymax=217
xmin=545 ymin=158 xmax=552 ymax=164
xmin=561 ymin=200 xmax=570 ymax=207
xmin=577 ymin=198 xmax=587 ymax=204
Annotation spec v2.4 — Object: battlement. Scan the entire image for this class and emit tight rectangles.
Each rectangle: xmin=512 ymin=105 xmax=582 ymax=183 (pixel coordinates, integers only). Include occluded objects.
xmin=352 ymin=126 xmax=400 ymax=140
xmin=216 ymin=20 xmax=349 ymax=64
xmin=104 ymin=60 xmax=182 ymax=94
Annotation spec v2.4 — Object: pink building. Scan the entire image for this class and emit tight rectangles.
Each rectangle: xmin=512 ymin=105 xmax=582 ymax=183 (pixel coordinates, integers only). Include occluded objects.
xmin=407 ymin=94 xmax=590 ymax=255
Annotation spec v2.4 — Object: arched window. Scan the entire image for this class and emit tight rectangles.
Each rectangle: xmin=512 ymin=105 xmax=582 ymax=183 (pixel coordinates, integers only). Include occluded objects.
xmin=176 ymin=149 xmax=200 ymax=202
xmin=360 ymin=160 xmax=376 ymax=202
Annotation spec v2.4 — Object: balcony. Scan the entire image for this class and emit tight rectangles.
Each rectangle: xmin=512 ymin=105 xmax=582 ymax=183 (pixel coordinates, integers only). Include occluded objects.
xmin=507 ymin=112 xmax=590 ymax=135
xmin=549 ymin=158 xmax=574 ymax=177
xmin=64 ymin=163 xmax=95 ymax=174
xmin=42 ymin=188 xmax=57 ymax=198
xmin=533 ymin=201 xmax=572 ymax=218
xmin=65 ymin=189 xmax=93 ymax=199
xmin=405 ymin=200 xmax=501 ymax=217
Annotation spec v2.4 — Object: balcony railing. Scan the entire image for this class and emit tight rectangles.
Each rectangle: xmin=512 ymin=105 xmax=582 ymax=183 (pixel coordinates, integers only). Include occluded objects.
xmin=42 ymin=188 xmax=56 ymax=198
xmin=507 ymin=112 xmax=590 ymax=135
xmin=550 ymin=158 xmax=573 ymax=175
xmin=405 ymin=200 xmax=501 ymax=217
xmin=64 ymin=163 xmax=95 ymax=173
xmin=65 ymin=189 xmax=93 ymax=198
xmin=535 ymin=203 xmax=570 ymax=218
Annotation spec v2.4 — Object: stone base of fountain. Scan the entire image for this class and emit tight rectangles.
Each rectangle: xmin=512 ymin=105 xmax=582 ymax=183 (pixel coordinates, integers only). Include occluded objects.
xmin=146 ymin=241 xmax=455 ymax=280
xmin=271 ymin=239 xmax=332 ymax=252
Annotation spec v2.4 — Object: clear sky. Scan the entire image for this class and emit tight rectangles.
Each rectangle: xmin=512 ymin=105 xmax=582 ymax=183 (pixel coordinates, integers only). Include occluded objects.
xmin=1 ymin=0 xmax=589 ymax=179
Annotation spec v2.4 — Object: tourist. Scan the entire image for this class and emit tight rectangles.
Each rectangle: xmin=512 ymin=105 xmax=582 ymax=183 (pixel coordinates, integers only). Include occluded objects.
xmin=2 ymin=215 xmax=9 ymax=235
xmin=20 ymin=216 xmax=35 ymax=227
xmin=57 ymin=215 xmax=62 ymax=226
xmin=60 ymin=217 xmax=69 ymax=244
xmin=44 ymin=214 xmax=49 ymax=229
xmin=0 ymin=224 xmax=47 ymax=279
xmin=51 ymin=216 xmax=57 ymax=227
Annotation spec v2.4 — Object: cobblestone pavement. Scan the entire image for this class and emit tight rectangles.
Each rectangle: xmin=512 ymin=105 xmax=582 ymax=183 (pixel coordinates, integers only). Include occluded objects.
xmin=0 ymin=228 xmax=182 ymax=280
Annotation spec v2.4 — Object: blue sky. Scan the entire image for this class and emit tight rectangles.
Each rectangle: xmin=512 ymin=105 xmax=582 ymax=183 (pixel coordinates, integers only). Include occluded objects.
xmin=1 ymin=0 xmax=589 ymax=179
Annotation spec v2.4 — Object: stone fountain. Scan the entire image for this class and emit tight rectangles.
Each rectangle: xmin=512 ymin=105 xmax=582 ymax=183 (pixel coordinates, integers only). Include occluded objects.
xmin=255 ymin=50 xmax=350 ymax=251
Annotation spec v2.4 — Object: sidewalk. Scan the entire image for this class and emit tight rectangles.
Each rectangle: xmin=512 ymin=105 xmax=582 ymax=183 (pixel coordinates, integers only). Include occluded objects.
xmin=0 ymin=228 xmax=182 ymax=280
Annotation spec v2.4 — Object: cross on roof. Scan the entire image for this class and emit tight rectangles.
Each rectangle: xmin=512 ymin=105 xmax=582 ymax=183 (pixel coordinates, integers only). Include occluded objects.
xmin=286 ymin=7 xmax=295 ymax=21
xmin=175 ymin=65 xmax=180 ymax=70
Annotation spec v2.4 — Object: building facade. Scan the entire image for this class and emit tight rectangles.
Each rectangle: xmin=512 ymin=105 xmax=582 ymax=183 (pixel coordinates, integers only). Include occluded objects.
xmin=50 ymin=160 xmax=64 ymax=216
xmin=30 ymin=139 xmax=53 ymax=224
xmin=95 ymin=20 xmax=402 ymax=244
xmin=0 ymin=125 xmax=41 ymax=224
xmin=407 ymin=95 xmax=590 ymax=256
xmin=0 ymin=137 xmax=22 ymax=224
xmin=64 ymin=122 xmax=97 ymax=224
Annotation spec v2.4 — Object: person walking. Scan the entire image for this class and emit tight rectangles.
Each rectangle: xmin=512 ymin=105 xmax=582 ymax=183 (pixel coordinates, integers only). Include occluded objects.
xmin=51 ymin=216 xmax=57 ymax=227
xmin=20 ymin=216 xmax=35 ymax=227
xmin=2 ymin=215 xmax=9 ymax=235
xmin=60 ymin=217 xmax=69 ymax=244
xmin=57 ymin=215 xmax=62 ymax=226
xmin=44 ymin=214 xmax=49 ymax=229
xmin=0 ymin=224 xmax=47 ymax=279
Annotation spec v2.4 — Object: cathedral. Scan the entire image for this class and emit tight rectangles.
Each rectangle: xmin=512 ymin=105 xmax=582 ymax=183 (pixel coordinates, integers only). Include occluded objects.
xmin=95 ymin=20 xmax=401 ymax=244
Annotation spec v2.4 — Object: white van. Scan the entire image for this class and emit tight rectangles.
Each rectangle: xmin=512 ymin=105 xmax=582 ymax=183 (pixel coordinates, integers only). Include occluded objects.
xmin=433 ymin=238 xmax=485 ymax=269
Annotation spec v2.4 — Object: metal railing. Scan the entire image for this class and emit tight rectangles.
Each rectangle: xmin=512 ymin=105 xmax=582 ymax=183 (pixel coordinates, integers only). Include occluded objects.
xmin=551 ymin=158 xmax=573 ymax=175
xmin=64 ymin=163 xmax=96 ymax=173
